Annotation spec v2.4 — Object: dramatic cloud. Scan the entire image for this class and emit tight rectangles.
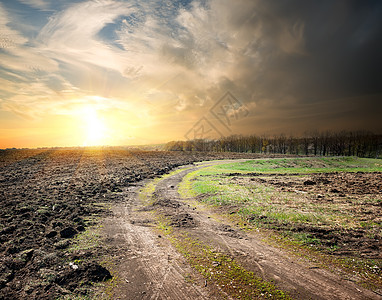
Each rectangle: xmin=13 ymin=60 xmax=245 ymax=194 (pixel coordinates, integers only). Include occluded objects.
xmin=0 ymin=0 xmax=381 ymax=147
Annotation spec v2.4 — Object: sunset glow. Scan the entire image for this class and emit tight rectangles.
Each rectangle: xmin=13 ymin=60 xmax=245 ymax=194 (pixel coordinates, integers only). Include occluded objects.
xmin=81 ymin=107 xmax=108 ymax=146
xmin=0 ymin=1 xmax=381 ymax=148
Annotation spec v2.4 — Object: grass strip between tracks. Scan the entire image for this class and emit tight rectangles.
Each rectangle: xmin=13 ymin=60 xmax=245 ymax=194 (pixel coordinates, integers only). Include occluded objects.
xmin=140 ymin=164 xmax=291 ymax=300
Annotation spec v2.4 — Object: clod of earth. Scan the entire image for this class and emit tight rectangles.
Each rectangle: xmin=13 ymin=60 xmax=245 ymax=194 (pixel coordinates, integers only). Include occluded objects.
xmin=60 ymin=227 xmax=77 ymax=238
xmin=55 ymin=262 xmax=112 ymax=289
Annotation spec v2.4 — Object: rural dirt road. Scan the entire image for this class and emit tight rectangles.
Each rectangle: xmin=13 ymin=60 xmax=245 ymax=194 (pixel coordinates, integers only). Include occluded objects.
xmin=102 ymin=160 xmax=381 ymax=300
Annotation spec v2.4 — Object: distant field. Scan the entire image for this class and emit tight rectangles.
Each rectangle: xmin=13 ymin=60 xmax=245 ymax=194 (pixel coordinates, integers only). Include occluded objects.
xmin=213 ymin=156 xmax=382 ymax=173
xmin=180 ymin=157 xmax=382 ymax=288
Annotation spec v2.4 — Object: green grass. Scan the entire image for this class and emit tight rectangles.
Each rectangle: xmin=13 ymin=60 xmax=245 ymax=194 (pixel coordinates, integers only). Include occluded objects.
xmin=178 ymin=156 xmax=382 ymax=290
xmin=181 ymin=172 xmax=334 ymax=229
xmin=139 ymin=166 xmax=193 ymax=204
xmin=179 ymin=157 xmax=382 ymax=232
xmin=180 ymin=156 xmax=382 ymax=200
xmin=67 ymin=224 xmax=102 ymax=253
xmin=215 ymin=156 xmax=382 ymax=174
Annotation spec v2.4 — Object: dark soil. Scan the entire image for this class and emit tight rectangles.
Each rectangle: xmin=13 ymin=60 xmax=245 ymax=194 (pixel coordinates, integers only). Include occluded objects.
xmin=0 ymin=148 xmax=260 ymax=299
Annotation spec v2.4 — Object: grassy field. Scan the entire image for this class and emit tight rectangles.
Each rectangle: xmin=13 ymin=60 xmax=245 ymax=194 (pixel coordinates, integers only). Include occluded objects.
xmin=179 ymin=157 xmax=382 ymax=289
xmin=180 ymin=157 xmax=382 ymax=242
xmin=213 ymin=156 xmax=382 ymax=173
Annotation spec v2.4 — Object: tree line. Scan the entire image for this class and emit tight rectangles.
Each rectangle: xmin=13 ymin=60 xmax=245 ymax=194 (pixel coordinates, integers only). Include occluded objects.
xmin=164 ymin=131 xmax=382 ymax=158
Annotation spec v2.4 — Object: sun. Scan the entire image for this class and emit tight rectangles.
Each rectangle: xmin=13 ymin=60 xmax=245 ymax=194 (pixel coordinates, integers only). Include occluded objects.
xmin=81 ymin=107 xmax=107 ymax=146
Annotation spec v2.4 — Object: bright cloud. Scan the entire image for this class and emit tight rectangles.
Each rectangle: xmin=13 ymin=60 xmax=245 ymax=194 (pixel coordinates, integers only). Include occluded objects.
xmin=0 ymin=0 xmax=381 ymax=148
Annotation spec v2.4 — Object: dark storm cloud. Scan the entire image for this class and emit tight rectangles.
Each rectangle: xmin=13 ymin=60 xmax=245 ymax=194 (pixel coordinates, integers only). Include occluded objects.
xmin=211 ymin=0 xmax=382 ymax=133
xmin=247 ymin=0 xmax=381 ymax=95
xmin=281 ymin=0 xmax=382 ymax=98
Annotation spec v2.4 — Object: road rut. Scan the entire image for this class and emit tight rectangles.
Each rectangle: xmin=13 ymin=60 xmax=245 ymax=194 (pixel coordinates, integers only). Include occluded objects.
xmin=102 ymin=160 xmax=381 ymax=299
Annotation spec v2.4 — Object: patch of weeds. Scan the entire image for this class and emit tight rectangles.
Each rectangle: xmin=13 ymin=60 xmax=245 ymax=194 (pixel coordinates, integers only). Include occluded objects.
xmin=153 ymin=214 xmax=290 ymax=299
xmin=171 ymin=232 xmax=290 ymax=300
xmin=96 ymin=268 xmax=120 ymax=299
xmin=184 ymin=273 xmax=197 ymax=284
xmin=193 ymin=178 xmax=222 ymax=195
xmin=140 ymin=166 xmax=193 ymax=203
xmin=139 ymin=176 xmax=162 ymax=203
xmin=329 ymin=257 xmax=382 ymax=291
xmin=67 ymin=225 xmax=101 ymax=253
xmin=291 ymin=232 xmax=321 ymax=246
xmin=265 ymin=232 xmax=382 ymax=291
xmin=360 ymin=221 xmax=380 ymax=229
xmin=178 ymin=168 xmax=215 ymax=198
xmin=178 ymin=171 xmax=195 ymax=198
xmin=157 ymin=217 xmax=173 ymax=236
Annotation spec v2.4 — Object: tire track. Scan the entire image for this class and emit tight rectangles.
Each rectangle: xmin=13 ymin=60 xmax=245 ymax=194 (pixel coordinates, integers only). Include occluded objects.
xmin=152 ymin=161 xmax=381 ymax=300
xmin=103 ymin=160 xmax=381 ymax=299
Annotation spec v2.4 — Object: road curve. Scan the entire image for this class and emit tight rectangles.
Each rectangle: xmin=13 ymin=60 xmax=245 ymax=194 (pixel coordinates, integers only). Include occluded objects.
xmin=102 ymin=160 xmax=381 ymax=300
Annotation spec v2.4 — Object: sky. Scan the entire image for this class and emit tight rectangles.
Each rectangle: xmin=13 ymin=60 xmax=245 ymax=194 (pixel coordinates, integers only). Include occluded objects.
xmin=0 ymin=0 xmax=381 ymax=148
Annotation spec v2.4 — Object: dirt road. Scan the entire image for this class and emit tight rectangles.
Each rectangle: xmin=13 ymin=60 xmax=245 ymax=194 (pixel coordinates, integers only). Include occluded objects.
xmin=102 ymin=160 xmax=381 ymax=299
